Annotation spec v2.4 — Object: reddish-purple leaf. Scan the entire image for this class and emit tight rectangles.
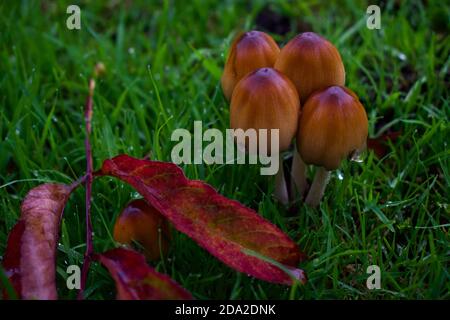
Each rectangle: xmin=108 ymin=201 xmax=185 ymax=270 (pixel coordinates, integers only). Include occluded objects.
xmin=97 ymin=248 xmax=192 ymax=300
xmin=10 ymin=183 xmax=72 ymax=300
xmin=2 ymin=220 xmax=25 ymax=299
xmin=367 ymin=131 xmax=401 ymax=158
xmin=99 ymin=155 xmax=306 ymax=285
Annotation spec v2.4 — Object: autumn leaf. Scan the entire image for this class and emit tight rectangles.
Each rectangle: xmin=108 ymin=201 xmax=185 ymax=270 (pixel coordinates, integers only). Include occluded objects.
xmin=1 ymin=220 xmax=25 ymax=299
xmin=97 ymin=248 xmax=192 ymax=300
xmin=367 ymin=131 xmax=402 ymax=158
xmin=2 ymin=183 xmax=73 ymax=300
xmin=99 ymin=155 xmax=306 ymax=285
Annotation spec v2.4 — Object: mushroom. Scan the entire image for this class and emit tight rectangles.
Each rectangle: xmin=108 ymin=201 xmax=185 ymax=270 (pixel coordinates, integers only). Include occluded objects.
xmin=297 ymin=86 xmax=368 ymax=207
xmin=230 ymin=68 xmax=300 ymax=204
xmin=113 ymin=199 xmax=171 ymax=260
xmin=274 ymin=32 xmax=345 ymax=102
xmin=274 ymin=31 xmax=346 ymax=199
xmin=221 ymin=31 xmax=280 ymax=101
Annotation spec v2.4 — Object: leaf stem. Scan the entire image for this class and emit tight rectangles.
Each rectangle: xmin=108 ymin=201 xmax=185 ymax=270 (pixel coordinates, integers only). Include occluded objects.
xmin=78 ymin=78 xmax=96 ymax=300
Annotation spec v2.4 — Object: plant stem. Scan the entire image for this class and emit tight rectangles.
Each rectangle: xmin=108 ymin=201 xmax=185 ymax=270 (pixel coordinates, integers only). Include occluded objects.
xmin=274 ymin=154 xmax=289 ymax=205
xmin=290 ymin=146 xmax=308 ymax=198
xmin=78 ymin=78 xmax=95 ymax=300
xmin=305 ymin=167 xmax=331 ymax=207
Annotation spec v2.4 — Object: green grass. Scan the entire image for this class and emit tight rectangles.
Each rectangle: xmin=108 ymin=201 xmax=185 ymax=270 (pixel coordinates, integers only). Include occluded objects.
xmin=0 ymin=0 xmax=449 ymax=299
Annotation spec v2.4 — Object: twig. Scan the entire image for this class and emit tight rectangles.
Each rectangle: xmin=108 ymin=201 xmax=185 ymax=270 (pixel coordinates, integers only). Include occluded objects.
xmin=77 ymin=78 xmax=96 ymax=300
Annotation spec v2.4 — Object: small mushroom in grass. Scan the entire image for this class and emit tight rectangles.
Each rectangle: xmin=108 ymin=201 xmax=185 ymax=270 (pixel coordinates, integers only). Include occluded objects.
xmin=274 ymin=32 xmax=345 ymax=199
xmin=274 ymin=32 xmax=345 ymax=102
xmin=221 ymin=31 xmax=280 ymax=101
xmin=230 ymin=68 xmax=300 ymax=204
xmin=297 ymin=86 xmax=368 ymax=207
xmin=114 ymin=199 xmax=171 ymax=260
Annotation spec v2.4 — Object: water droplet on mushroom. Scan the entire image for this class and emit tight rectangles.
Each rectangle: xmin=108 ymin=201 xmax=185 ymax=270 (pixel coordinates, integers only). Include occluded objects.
xmin=350 ymin=150 xmax=364 ymax=163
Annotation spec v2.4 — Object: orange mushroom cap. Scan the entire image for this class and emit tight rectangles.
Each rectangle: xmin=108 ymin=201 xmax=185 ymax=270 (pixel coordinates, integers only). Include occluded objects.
xmin=113 ymin=199 xmax=171 ymax=261
xmin=221 ymin=31 xmax=280 ymax=101
xmin=275 ymin=32 xmax=345 ymax=103
xmin=230 ymin=68 xmax=300 ymax=154
xmin=297 ymin=86 xmax=368 ymax=170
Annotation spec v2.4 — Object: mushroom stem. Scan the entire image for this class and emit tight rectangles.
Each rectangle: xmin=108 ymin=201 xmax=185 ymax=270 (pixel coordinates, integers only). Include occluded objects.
xmin=305 ymin=167 xmax=331 ymax=207
xmin=274 ymin=154 xmax=289 ymax=205
xmin=290 ymin=146 xmax=308 ymax=198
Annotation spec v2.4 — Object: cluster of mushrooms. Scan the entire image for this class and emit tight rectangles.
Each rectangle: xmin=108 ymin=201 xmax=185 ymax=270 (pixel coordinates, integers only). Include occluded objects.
xmin=221 ymin=31 xmax=369 ymax=207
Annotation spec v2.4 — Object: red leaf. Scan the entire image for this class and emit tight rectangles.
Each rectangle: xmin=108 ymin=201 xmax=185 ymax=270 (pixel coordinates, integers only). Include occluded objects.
xmin=97 ymin=248 xmax=192 ymax=300
xmin=99 ymin=155 xmax=306 ymax=285
xmin=367 ymin=131 xmax=401 ymax=158
xmin=2 ymin=221 xmax=25 ymax=299
xmin=5 ymin=184 xmax=72 ymax=300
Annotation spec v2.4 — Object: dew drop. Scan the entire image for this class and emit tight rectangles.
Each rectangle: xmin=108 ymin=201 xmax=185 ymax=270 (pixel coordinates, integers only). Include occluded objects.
xmin=385 ymin=201 xmax=394 ymax=207
xmin=350 ymin=150 xmax=364 ymax=163
xmin=130 ymin=192 xmax=140 ymax=198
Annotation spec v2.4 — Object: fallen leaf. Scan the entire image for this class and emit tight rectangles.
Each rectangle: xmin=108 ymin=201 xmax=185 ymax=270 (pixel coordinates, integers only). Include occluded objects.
xmin=2 ymin=220 xmax=25 ymax=299
xmin=8 ymin=184 xmax=72 ymax=300
xmin=97 ymin=248 xmax=192 ymax=300
xmin=99 ymin=155 xmax=306 ymax=285
xmin=367 ymin=131 xmax=402 ymax=158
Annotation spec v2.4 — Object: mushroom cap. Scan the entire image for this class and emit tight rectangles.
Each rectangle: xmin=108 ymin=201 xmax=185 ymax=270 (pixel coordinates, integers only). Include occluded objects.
xmin=221 ymin=31 xmax=280 ymax=101
xmin=297 ymin=86 xmax=368 ymax=170
xmin=230 ymin=68 xmax=300 ymax=154
xmin=274 ymin=32 xmax=345 ymax=103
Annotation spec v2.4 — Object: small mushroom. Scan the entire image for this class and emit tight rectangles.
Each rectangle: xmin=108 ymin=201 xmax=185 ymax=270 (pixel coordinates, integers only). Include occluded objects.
xmin=297 ymin=86 xmax=368 ymax=207
xmin=274 ymin=32 xmax=345 ymax=103
xmin=113 ymin=199 xmax=171 ymax=260
xmin=275 ymin=32 xmax=345 ymax=198
xmin=230 ymin=68 xmax=300 ymax=204
xmin=221 ymin=31 xmax=280 ymax=101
